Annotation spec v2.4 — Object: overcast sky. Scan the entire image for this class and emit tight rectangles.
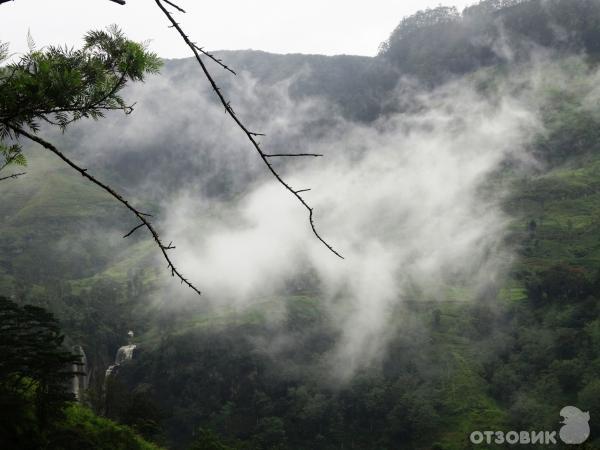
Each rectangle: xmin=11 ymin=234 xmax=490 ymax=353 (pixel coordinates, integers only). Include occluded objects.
xmin=2 ymin=0 xmax=476 ymax=58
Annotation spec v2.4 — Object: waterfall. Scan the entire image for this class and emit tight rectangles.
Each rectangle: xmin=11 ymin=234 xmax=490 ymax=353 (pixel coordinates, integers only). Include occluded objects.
xmin=105 ymin=343 xmax=137 ymax=380
xmin=104 ymin=331 xmax=138 ymax=418
xmin=115 ymin=344 xmax=136 ymax=365
xmin=70 ymin=345 xmax=89 ymax=401
xmin=103 ymin=332 xmax=138 ymax=415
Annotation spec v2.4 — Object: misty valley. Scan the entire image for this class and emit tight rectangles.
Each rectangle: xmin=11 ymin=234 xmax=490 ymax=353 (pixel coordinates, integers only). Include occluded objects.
xmin=2 ymin=0 xmax=600 ymax=449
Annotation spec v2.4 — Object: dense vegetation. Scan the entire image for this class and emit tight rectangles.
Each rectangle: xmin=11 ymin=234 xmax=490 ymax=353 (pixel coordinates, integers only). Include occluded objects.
xmin=379 ymin=0 xmax=600 ymax=83
xmin=2 ymin=0 xmax=600 ymax=449
xmin=0 ymin=297 xmax=160 ymax=449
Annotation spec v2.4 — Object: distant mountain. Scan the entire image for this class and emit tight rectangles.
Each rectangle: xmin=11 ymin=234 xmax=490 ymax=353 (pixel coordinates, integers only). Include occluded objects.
xmin=379 ymin=0 xmax=600 ymax=82
xmin=166 ymin=51 xmax=399 ymax=122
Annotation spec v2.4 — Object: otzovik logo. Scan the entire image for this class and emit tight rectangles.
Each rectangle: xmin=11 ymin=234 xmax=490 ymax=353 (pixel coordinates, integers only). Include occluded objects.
xmin=559 ymin=406 xmax=590 ymax=445
xmin=469 ymin=406 xmax=591 ymax=446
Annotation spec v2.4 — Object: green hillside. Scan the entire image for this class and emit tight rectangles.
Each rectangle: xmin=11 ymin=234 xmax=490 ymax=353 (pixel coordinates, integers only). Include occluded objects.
xmin=2 ymin=1 xmax=600 ymax=449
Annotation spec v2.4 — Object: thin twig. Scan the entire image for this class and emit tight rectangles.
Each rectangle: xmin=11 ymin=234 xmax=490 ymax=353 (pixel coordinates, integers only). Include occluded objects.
xmin=192 ymin=44 xmax=237 ymax=75
xmin=0 ymin=172 xmax=25 ymax=181
xmin=163 ymin=0 xmax=185 ymax=13
xmin=5 ymin=124 xmax=201 ymax=295
xmin=123 ymin=222 xmax=144 ymax=238
xmin=153 ymin=0 xmax=343 ymax=259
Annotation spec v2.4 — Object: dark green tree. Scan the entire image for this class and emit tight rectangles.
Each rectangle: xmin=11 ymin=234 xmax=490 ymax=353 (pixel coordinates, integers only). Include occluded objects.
xmin=0 ymin=296 xmax=81 ymax=447
xmin=0 ymin=26 xmax=160 ymax=174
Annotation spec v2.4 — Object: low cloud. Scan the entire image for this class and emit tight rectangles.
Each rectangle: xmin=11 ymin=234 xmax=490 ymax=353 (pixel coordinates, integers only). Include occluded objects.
xmin=146 ymin=70 xmax=540 ymax=376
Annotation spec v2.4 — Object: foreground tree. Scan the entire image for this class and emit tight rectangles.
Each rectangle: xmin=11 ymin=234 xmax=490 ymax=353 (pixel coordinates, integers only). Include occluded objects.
xmin=0 ymin=27 xmax=161 ymax=143
xmin=0 ymin=296 xmax=80 ymax=445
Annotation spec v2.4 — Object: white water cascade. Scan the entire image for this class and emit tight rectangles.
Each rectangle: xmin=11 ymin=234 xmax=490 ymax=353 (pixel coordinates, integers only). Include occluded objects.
xmin=105 ymin=343 xmax=137 ymax=380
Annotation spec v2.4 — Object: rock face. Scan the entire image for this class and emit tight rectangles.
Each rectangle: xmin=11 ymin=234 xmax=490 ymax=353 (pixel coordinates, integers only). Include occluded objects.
xmin=70 ymin=345 xmax=89 ymax=401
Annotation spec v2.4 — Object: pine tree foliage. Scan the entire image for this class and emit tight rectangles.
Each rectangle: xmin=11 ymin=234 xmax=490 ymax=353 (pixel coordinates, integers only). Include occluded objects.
xmin=0 ymin=25 xmax=161 ymax=175
xmin=0 ymin=297 xmax=81 ymax=433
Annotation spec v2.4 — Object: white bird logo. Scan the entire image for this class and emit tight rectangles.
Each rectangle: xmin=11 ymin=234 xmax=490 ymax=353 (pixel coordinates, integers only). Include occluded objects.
xmin=559 ymin=406 xmax=590 ymax=445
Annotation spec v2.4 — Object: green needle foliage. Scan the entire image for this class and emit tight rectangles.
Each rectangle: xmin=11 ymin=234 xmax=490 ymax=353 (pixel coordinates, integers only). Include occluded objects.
xmin=0 ymin=296 xmax=80 ymax=444
xmin=0 ymin=25 xmax=161 ymax=174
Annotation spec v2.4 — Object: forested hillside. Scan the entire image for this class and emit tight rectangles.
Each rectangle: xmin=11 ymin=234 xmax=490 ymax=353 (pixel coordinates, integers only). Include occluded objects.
xmin=2 ymin=0 xmax=600 ymax=449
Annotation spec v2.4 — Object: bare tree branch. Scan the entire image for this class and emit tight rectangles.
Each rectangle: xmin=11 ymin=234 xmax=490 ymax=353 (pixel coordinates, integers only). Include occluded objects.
xmin=153 ymin=0 xmax=344 ymax=259
xmin=0 ymin=172 xmax=25 ymax=181
xmin=4 ymin=123 xmax=202 ymax=296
